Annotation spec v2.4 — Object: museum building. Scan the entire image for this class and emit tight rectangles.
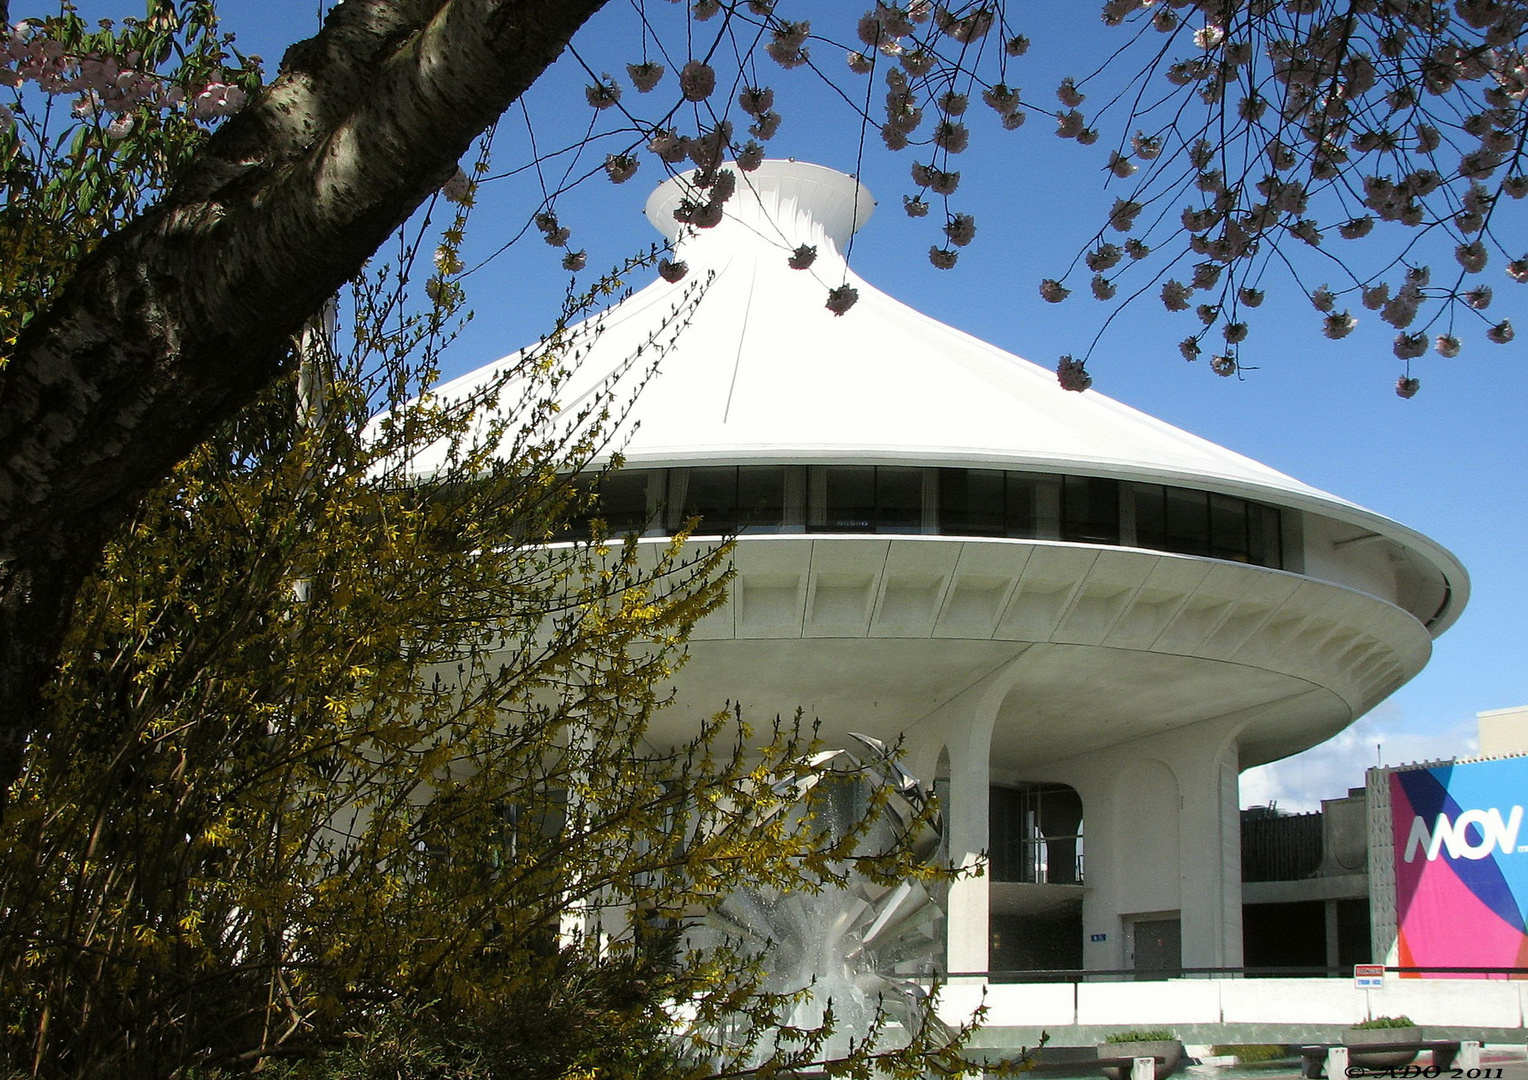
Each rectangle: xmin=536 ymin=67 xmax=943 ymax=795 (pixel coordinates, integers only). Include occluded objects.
xmin=424 ymin=160 xmax=1468 ymax=981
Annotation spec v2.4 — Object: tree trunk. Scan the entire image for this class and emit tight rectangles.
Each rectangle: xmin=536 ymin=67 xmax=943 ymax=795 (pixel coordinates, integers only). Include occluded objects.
xmin=0 ymin=0 xmax=609 ymax=804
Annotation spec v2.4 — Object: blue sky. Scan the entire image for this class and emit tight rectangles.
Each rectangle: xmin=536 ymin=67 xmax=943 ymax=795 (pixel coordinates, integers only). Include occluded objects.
xmin=173 ymin=2 xmax=1528 ymax=809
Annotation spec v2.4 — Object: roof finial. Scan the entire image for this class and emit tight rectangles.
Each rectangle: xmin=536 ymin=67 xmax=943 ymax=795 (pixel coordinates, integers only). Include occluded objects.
xmin=644 ymin=160 xmax=874 ymax=255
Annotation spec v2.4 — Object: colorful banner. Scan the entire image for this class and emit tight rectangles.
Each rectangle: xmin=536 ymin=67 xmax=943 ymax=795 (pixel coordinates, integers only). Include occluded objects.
xmin=1390 ymin=758 xmax=1528 ymax=977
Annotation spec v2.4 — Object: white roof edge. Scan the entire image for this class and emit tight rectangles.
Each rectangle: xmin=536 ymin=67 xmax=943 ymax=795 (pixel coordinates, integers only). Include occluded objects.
xmin=413 ymin=159 xmax=1468 ymax=637
xmin=601 ymin=446 xmax=1469 ymax=637
xmin=390 ymin=438 xmax=1466 ymax=636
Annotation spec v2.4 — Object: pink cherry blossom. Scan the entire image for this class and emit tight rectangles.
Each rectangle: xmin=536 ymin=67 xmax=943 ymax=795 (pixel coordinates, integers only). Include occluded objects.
xmin=627 ymin=61 xmax=664 ymax=92
xmin=603 ymin=155 xmax=639 ymax=184
xmin=1040 ymin=279 xmax=1070 ymax=303
xmin=1057 ymin=355 xmax=1092 ymax=391
xmin=825 ymin=284 xmax=859 ymax=315
xmin=679 ymin=60 xmax=716 ymax=101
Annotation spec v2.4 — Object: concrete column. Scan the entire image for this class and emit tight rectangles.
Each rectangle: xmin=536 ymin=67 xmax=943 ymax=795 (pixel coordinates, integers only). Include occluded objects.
xmin=907 ymin=653 xmax=1025 ymax=979
xmin=945 ymin=727 xmax=991 ymax=976
xmin=1177 ymin=745 xmax=1244 ymax=968
xmin=1055 ymin=767 xmax=1126 ymax=970
xmin=1218 ymin=753 xmax=1245 ymax=968
xmin=1325 ymin=899 xmax=1340 ymax=972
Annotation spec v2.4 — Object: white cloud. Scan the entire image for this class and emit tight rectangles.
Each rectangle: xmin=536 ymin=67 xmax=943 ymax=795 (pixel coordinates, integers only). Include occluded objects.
xmin=1239 ymin=701 xmax=1479 ymax=813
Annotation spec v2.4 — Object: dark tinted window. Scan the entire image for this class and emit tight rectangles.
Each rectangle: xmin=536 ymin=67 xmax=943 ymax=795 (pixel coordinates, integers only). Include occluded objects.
xmin=1134 ymin=483 xmax=1166 ymax=550
xmin=1061 ymin=475 xmax=1119 ymax=544
xmin=1133 ymin=483 xmax=1280 ymax=566
xmin=670 ymin=466 xmax=788 ymax=535
xmin=1164 ymin=486 xmax=1210 ymax=556
xmin=1210 ymin=493 xmax=1249 ymax=562
xmin=551 ymin=465 xmax=1283 ymax=570
xmin=989 ymin=783 xmax=1085 ymax=885
xmin=737 ymin=466 xmax=788 ymax=533
xmin=599 ymin=471 xmax=656 ymax=535
xmin=812 ymin=466 xmax=875 ymax=532
xmin=876 ymin=466 xmax=924 ymax=532
xmin=681 ymin=466 xmax=739 ymax=534
xmin=1248 ymin=502 xmax=1282 ymax=568
xmin=1006 ymin=473 xmax=1043 ymax=537
xmin=940 ymin=468 xmax=1005 ymax=536
xmin=560 ymin=475 xmax=597 ymax=540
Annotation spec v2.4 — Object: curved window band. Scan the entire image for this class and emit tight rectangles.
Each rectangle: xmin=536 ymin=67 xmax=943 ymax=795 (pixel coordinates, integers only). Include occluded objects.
xmin=565 ymin=464 xmax=1284 ymax=570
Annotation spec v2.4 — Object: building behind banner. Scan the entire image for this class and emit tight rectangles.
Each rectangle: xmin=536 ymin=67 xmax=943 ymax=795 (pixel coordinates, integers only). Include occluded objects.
xmin=1368 ymin=747 xmax=1528 ymax=977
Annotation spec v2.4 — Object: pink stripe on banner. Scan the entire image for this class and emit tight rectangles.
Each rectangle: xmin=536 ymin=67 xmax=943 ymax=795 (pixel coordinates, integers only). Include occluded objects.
xmin=1398 ymin=850 xmax=1527 ymax=976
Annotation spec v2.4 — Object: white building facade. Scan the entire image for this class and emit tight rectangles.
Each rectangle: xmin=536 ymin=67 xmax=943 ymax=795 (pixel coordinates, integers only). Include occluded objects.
xmin=431 ymin=161 xmax=1467 ymax=986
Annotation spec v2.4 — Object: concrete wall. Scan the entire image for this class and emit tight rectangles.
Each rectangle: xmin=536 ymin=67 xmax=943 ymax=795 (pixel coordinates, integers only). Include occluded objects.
xmin=1114 ymin=759 xmax=1181 ymax=918
xmin=917 ymin=666 xmax=1252 ymax=977
xmin=1319 ymin=789 xmax=1368 ymax=877
xmin=939 ymin=977 xmax=1528 ymax=1049
xmin=1478 ymin=705 xmax=1528 ymax=757
xmin=1023 ymin=711 xmax=1248 ymax=972
xmin=1300 ymin=514 xmax=1401 ymax=609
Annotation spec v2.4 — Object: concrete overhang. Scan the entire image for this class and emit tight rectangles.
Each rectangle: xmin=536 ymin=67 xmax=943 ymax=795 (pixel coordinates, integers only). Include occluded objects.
xmin=618 ymin=534 xmax=1434 ymax=774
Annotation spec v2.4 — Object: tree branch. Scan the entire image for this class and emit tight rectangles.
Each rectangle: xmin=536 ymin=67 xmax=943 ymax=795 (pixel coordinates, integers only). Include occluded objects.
xmin=0 ymin=0 xmax=609 ymax=801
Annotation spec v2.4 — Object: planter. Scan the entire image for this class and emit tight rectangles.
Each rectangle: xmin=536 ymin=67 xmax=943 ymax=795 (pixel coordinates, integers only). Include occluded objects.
xmin=1343 ymin=1027 xmax=1421 ymax=1070
xmin=1098 ymin=1040 xmax=1184 ymax=1080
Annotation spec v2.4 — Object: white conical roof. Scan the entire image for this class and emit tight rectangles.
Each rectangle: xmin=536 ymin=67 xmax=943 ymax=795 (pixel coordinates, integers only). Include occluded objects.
xmin=429 ymin=160 xmax=1323 ymax=494
xmin=425 ymin=160 xmax=1465 ymax=629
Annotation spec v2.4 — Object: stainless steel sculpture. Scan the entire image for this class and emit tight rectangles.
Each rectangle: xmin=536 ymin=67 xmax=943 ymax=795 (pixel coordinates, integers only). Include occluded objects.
xmin=700 ymin=734 xmax=947 ymax=1059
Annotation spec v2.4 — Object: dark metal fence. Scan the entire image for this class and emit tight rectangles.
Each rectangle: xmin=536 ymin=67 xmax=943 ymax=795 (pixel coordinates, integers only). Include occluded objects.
xmin=1241 ymin=809 xmax=1323 ymax=882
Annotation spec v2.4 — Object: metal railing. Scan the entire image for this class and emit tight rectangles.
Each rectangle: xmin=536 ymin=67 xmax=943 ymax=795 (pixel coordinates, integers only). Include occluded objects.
xmin=993 ymin=835 xmax=1085 ymax=885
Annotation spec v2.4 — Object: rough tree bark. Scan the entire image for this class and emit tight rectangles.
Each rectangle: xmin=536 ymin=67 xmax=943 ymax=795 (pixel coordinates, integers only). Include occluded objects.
xmin=0 ymin=0 xmax=609 ymax=804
